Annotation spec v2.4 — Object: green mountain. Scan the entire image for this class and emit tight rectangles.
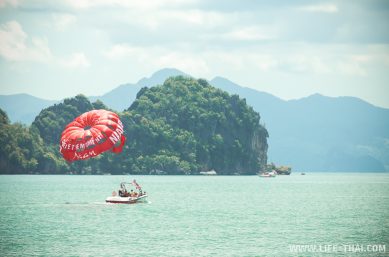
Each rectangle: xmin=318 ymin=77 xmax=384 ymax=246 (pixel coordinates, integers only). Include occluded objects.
xmin=1 ymin=77 xmax=267 ymax=175
xmin=0 ymin=95 xmax=108 ymax=174
xmin=122 ymin=76 xmax=268 ymax=174
xmin=1 ymin=68 xmax=388 ymax=172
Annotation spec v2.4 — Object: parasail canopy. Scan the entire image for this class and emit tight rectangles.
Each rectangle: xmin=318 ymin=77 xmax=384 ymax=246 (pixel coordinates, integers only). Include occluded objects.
xmin=59 ymin=109 xmax=126 ymax=162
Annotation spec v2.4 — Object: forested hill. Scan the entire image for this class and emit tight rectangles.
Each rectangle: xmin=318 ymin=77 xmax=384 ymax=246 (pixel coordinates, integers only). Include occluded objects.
xmin=125 ymin=76 xmax=268 ymax=174
xmin=0 ymin=77 xmax=268 ymax=175
xmin=2 ymin=68 xmax=388 ymax=172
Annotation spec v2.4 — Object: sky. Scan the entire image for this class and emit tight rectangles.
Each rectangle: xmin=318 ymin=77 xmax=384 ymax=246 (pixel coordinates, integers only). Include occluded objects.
xmin=0 ymin=0 xmax=388 ymax=108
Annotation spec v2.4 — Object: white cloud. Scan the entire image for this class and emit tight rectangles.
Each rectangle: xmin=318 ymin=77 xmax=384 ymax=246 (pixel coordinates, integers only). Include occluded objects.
xmin=64 ymin=0 xmax=195 ymax=9
xmin=103 ymin=44 xmax=146 ymax=60
xmin=154 ymin=52 xmax=210 ymax=76
xmin=299 ymin=3 xmax=338 ymax=13
xmin=104 ymin=44 xmax=210 ymax=76
xmin=336 ymin=54 xmax=373 ymax=76
xmin=254 ymin=55 xmax=279 ymax=72
xmin=0 ymin=21 xmax=91 ymax=70
xmin=0 ymin=21 xmax=52 ymax=62
xmin=0 ymin=0 xmax=18 ymax=8
xmin=334 ymin=50 xmax=389 ymax=77
xmin=161 ymin=9 xmax=225 ymax=26
xmin=279 ymin=55 xmax=332 ymax=74
xmin=337 ymin=62 xmax=366 ymax=76
xmin=113 ymin=8 xmax=228 ymax=31
xmin=104 ymin=42 xmax=389 ymax=81
xmin=59 ymin=52 xmax=90 ymax=69
xmin=52 ymin=14 xmax=77 ymax=31
xmin=104 ymin=43 xmax=327 ymax=76
xmin=222 ymin=26 xmax=277 ymax=41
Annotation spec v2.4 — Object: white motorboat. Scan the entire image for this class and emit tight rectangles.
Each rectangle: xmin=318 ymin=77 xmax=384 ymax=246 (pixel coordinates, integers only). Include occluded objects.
xmin=105 ymin=194 xmax=148 ymax=204
xmin=106 ymin=180 xmax=147 ymax=204
xmin=259 ymin=170 xmax=277 ymax=178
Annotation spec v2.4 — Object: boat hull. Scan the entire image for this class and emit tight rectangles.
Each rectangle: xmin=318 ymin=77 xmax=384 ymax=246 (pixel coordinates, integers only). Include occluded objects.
xmin=105 ymin=194 xmax=147 ymax=204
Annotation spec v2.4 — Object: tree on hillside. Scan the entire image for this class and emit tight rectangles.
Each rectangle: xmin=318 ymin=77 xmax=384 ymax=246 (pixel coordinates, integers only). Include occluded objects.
xmin=31 ymin=94 xmax=109 ymax=145
xmin=0 ymin=109 xmax=53 ymax=174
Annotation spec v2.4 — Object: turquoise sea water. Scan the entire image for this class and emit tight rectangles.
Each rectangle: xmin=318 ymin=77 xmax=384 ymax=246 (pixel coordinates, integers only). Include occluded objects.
xmin=0 ymin=174 xmax=388 ymax=257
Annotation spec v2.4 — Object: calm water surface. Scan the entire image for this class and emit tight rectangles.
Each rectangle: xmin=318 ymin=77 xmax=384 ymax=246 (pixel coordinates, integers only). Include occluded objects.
xmin=0 ymin=173 xmax=388 ymax=256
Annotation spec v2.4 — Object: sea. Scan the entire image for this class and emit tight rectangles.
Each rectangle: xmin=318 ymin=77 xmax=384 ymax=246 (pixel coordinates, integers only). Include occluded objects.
xmin=0 ymin=173 xmax=388 ymax=257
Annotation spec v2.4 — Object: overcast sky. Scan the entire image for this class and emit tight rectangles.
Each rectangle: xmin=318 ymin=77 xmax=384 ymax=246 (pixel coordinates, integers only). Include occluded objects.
xmin=0 ymin=0 xmax=388 ymax=107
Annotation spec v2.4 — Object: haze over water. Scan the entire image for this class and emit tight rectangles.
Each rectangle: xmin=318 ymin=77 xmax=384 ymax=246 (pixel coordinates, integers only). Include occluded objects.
xmin=0 ymin=173 xmax=388 ymax=256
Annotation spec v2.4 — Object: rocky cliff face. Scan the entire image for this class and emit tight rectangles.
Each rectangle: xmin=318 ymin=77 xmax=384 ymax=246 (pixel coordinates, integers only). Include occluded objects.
xmin=252 ymin=128 xmax=268 ymax=172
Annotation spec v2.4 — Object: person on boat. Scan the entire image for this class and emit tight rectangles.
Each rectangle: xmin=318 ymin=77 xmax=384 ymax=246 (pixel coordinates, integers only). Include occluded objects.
xmin=118 ymin=188 xmax=124 ymax=197
xmin=119 ymin=183 xmax=126 ymax=197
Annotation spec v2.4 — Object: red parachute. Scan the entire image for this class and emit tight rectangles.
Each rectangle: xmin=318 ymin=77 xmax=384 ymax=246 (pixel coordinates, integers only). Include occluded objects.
xmin=59 ymin=109 xmax=126 ymax=162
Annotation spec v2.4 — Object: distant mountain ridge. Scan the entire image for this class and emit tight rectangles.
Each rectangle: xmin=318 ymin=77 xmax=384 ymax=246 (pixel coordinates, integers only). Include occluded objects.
xmin=1 ymin=68 xmax=388 ymax=172
xmin=90 ymin=68 xmax=189 ymax=111
xmin=210 ymin=77 xmax=389 ymax=172
xmin=0 ymin=69 xmax=189 ymax=123
xmin=0 ymin=94 xmax=58 ymax=124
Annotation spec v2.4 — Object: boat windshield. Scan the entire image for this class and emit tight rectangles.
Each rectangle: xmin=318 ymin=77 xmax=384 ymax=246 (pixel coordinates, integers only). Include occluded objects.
xmin=118 ymin=181 xmax=145 ymax=197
